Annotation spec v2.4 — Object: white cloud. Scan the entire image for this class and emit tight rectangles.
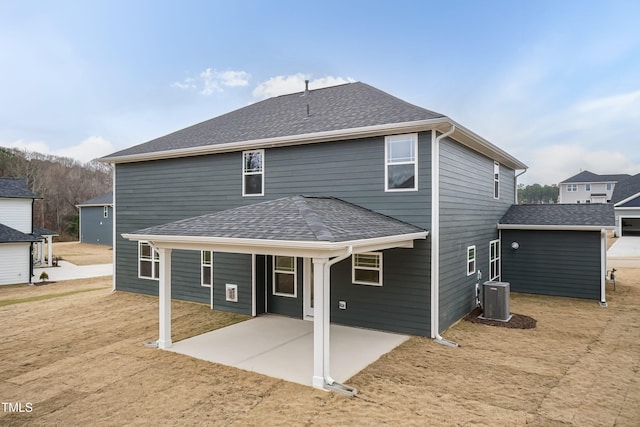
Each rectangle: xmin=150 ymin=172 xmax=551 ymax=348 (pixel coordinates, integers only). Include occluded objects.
xmin=252 ymin=74 xmax=356 ymax=99
xmin=172 ymin=68 xmax=250 ymax=95
xmin=2 ymin=136 xmax=115 ymax=164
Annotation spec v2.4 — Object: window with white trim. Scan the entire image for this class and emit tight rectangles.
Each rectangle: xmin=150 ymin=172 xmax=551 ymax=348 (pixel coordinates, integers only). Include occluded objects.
xmin=352 ymin=252 xmax=383 ymax=286
xmin=273 ymin=256 xmax=296 ymax=297
xmin=201 ymin=251 xmax=213 ymax=287
xmin=489 ymin=240 xmax=500 ymax=281
xmin=385 ymin=134 xmax=418 ymax=191
xmin=585 ymin=183 xmax=591 ymax=191
xmin=138 ymin=241 xmax=159 ymax=280
xmin=606 ymin=183 xmax=612 ymax=191
xmin=493 ymin=162 xmax=500 ymax=199
xmin=567 ymin=184 xmax=577 ymax=192
xmin=243 ymin=149 xmax=264 ymax=196
xmin=103 ymin=206 xmax=109 ymax=218
xmin=467 ymin=245 xmax=476 ymax=276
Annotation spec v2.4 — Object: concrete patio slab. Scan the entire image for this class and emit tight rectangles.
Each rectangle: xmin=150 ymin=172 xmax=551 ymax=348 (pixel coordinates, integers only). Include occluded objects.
xmin=167 ymin=315 xmax=410 ymax=387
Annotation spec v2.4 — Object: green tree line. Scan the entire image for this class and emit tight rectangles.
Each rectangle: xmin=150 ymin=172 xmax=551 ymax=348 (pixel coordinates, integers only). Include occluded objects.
xmin=517 ymin=183 xmax=559 ymax=204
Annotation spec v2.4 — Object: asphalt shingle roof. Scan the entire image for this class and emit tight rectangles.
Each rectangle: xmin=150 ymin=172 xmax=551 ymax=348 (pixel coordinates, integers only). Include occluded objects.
xmin=132 ymin=196 xmax=426 ymax=242
xmin=499 ymin=204 xmax=614 ymax=227
xmin=78 ymin=192 xmax=113 ymax=206
xmin=0 ymin=223 xmax=39 ymax=243
xmin=560 ymin=170 xmax=631 ymax=184
xmin=611 ymin=173 xmax=640 ymax=204
xmin=104 ymin=82 xmax=445 ymax=159
xmin=0 ymin=177 xmax=39 ymax=199
xmin=32 ymin=227 xmax=59 ymax=238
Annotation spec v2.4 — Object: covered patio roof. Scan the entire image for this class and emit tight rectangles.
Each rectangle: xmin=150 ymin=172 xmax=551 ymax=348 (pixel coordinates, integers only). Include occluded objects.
xmin=122 ymin=196 xmax=428 ymax=394
xmin=123 ymin=195 xmax=428 ymax=257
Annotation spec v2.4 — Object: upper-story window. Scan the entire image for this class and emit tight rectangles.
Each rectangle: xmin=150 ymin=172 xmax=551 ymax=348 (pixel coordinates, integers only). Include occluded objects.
xmin=385 ymin=134 xmax=418 ymax=191
xmin=567 ymin=184 xmax=578 ymax=192
xmin=606 ymin=183 xmax=612 ymax=191
xmin=493 ymin=162 xmax=500 ymax=199
xmin=103 ymin=206 xmax=109 ymax=218
xmin=243 ymin=150 xmax=264 ymax=196
xmin=585 ymin=183 xmax=591 ymax=191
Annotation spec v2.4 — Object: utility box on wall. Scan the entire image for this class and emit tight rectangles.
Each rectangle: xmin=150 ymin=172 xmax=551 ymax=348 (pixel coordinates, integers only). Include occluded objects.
xmin=482 ymin=281 xmax=512 ymax=321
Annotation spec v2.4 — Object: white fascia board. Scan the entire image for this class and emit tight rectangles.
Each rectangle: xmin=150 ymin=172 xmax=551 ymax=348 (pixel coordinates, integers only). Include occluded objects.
xmin=121 ymin=231 xmax=428 ymax=258
xmin=614 ymin=192 xmax=640 ymax=207
xmin=101 ymin=116 xmax=526 ymax=170
xmin=497 ymin=224 xmax=615 ymax=231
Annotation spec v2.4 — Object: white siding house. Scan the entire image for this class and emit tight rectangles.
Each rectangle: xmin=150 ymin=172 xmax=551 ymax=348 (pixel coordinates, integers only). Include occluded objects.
xmin=558 ymin=171 xmax=630 ymax=204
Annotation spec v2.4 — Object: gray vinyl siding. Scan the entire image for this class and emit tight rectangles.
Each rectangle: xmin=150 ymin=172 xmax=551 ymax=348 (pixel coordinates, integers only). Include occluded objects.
xmin=213 ymin=253 xmax=252 ymax=315
xmin=330 ymin=241 xmax=431 ymax=336
xmin=79 ymin=206 xmax=113 ymax=246
xmin=265 ymin=256 xmax=303 ymax=318
xmin=438 ymin=138 xmax=515 ymax=331
xmin=114 ymin=132 xmax=433 ymax=335
xmin=500 ymin=230 xmax=602 ymax=300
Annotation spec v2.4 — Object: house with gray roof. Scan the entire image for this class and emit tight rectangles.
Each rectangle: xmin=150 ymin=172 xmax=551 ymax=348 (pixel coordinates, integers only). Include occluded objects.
xmin=0 ymin=178 xmax=41 ymax=285
xmin=499 ymin=204 xmax=614 ymax=304
xmin=101 ymin=81 xmax=528 ymax=390
xmin=610 ymin=173 xmax=640 ymax=236
xmin=77 ymin=192 xmax=113 ymax=246
xmin=558 ymin=170 xmax=631 ymax=204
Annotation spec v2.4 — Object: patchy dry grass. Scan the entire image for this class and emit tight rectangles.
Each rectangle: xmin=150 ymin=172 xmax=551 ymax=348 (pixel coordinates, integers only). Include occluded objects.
xmin=0 ymin=269 xmax=638 ymax=426
xmin=53 ymin=242 xmax=112 ymax=265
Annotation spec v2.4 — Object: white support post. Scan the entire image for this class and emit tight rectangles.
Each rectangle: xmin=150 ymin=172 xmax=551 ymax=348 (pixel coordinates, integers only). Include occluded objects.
xmin=312 ymin=257 xmax=328 ymax=389
xmin=158 ymin=247 xmax=173 ymax=349
xmin=46 ymin=236 xmax=53 ymax=267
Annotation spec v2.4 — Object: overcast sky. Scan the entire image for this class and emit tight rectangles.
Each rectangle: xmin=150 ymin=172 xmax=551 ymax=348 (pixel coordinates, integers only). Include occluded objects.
xmin=1 ymin=0 xmax=639 ymax=184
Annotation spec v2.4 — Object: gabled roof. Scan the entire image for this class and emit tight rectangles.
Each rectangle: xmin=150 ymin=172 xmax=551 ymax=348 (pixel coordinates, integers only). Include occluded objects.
xmin=77 ymin=191 xmax=113 ymax=207
xmin=0 ymin=177 xmax=40 ymax=199
xmin=101 ymin=82 xmax=527 ymax=170
xmin=0 ymin=223 xmax=39 ymax=243
xmin=560 ymin=170 xmax=631 ymax=184
xmin=611 ymin=173 xmax=640 ymax=205
xmin=123 ymin=196 xmax=428 ymax=257
xmin=498 ymin=204 xmax=614 ymax=231
xmin=32 ymin=226 xmax=59 ymax=238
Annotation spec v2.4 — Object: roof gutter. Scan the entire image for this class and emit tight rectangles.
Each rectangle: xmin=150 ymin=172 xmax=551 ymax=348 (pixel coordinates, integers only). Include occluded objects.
xmin=100 ymin=118 xmax=527 ymax=171
xmin=431 ymin=124 xmax=459 ymax=348
xmin=497 ymin=224 xmax=615 ymax=231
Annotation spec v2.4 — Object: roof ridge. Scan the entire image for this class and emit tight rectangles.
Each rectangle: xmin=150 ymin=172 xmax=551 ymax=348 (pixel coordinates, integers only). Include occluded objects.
xmin=292 ymin=196 xmax=336 ymax=242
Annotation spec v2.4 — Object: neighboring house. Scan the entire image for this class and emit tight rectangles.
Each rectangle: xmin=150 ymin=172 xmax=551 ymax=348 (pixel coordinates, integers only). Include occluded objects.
xmin=101 ymin=81 xmax=528 ymax=389
xmin=610 ymin=173 xmax=640 ymax=236
xmin=499 ymin=204 xmax=614 ymax=306
xmin=0 ymin=178 xmax=41 ymax=285
xmin=77 ymin=192 xmax=113 ymax=246
xmin=558 ymin=170 xmax=630 ymax=204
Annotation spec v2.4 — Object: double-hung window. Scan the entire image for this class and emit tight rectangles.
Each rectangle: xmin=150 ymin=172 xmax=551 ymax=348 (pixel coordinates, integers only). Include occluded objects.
xmin=385 ymin=134 xmax=418 ymax=191
xmin=273 ymin=256 xmax=296 ymax=297
xmin=201 ymin=251 xmax=213 ymax=287
xmin=352 ymin=252 xmax=383 ymax=286
xmin=243 ymin=149 xmax=264 ymax=196
xmin=103 ymin=206 xmax=109 ymax=218
xmin=585 ymin=183 xmax=591 ymax=191
xmin=489 ymin=240 xmax=500 ymax=281
xmin=567 ymin=184 xmax=577 ymax=192
xmin=466 ymin=245 xmax=476 ymax=276
xmin=138 ymin=241 xmax=159 ymax=280
xmin=493 ymin=162 xmax=500 ymax=199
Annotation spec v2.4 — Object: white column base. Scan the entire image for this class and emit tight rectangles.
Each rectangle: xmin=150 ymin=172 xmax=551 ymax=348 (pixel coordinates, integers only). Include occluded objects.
xmin=312 ymin=376 xmax=325 ymax=389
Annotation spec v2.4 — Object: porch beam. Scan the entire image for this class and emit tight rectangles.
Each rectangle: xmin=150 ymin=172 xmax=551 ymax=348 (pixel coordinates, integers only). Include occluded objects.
xmin=158 ymin=247 xmax=173 ymax=349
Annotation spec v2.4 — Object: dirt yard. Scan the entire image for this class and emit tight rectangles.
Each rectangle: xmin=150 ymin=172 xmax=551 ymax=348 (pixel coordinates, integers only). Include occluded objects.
xmin=0 ymin=268 xmax=638 ymax=425
xmin=53 ymin=242 xmax=113 ymax=265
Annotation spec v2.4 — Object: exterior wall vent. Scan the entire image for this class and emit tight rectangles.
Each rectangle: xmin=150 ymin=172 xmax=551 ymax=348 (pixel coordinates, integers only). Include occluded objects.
xmin=481 ymin=281 xmax=512 ymax=321
xmin=225 ymin=284 xmax=238 ymax=302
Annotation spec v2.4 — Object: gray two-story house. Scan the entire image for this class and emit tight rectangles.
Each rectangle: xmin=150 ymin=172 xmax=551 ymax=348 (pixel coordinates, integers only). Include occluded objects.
xmin=101 ymin=82 xmax=527 ymax=390
xmin=77 ymin=192 xmax=113 ymax=246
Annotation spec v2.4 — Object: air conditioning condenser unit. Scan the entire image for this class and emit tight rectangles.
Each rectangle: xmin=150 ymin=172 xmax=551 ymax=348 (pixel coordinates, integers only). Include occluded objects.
xmin=481 ymin=281 xmax=512 ymax=322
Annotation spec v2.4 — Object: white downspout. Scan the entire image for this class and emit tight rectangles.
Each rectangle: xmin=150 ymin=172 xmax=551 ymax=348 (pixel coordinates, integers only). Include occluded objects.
xmin=431 ymin=125 xmax=459 ymax=347
xmin=111 ymin=163 xmax=117 ymax=293
xmin=321 ymin=246 xmax=356 ymax=395
xmin=514 ymin=168 xmax=528 ymax=204
xmin=599 ymin=228 xmax=608 ymax=307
